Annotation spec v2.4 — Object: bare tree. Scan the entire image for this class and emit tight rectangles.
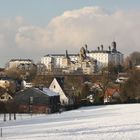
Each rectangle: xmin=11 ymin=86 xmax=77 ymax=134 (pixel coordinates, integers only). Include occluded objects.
xmin=120 ymin=69 xmax=140 ymax=103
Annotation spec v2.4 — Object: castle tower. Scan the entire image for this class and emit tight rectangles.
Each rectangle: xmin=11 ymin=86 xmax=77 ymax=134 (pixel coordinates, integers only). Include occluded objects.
xmin=65 ymin=50 xmax=70 ymax=59
xmin=112 ymin=41 xmax=117 ymax=52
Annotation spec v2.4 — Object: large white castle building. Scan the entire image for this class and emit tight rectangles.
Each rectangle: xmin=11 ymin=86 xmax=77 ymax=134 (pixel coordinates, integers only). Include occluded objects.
xmin=41 ymin=54 xmax=78 ymax=69
xmin=41 ymin=41 xmax=123 ymax=73
xmin=87 ymin=42 xmax=123 ymax=69
xmin=6 ymin=59 xmax=35 ymax=70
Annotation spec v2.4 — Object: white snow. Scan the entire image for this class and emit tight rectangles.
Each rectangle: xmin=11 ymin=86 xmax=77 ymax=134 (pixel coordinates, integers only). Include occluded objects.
xmin=1 ymin=104 xmax=140 ymax=140
xmin=42 ymin=88 xmax=59 ymax=96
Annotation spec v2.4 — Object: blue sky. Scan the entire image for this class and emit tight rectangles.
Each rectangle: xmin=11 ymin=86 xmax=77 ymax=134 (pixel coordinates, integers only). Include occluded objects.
xmin=0 ymin=0 xmax=140 ymax=66
xmin=0 ymin=0 xmax=139 ymax=25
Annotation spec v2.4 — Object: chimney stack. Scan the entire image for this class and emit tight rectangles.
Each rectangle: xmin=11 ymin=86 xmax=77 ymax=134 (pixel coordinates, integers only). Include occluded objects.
xmin=101 ymin=44 xmax=103 ymax=51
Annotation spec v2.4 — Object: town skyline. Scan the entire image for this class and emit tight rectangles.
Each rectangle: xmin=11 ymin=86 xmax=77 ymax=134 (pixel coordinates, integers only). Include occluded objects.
xmin=0 ymin=0 xmax=140 ymax=67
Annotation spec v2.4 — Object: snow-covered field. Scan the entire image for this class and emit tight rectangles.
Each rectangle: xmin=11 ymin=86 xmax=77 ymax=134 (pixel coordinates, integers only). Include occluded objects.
xmin=1 ymin=104 xmax=140 ymax=140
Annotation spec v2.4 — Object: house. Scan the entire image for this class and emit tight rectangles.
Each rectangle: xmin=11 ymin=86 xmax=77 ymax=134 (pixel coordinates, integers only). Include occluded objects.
xmin=136 ymin=65 xmax=140 ymax=70
xmin=0 ymin=88 xmax=13 ymax=102
xmin=116 ymin=72 xmax=129 ymax=83
xmin=21 ymin=80 xmax=34 ymax=89
xmin=49 ymin=77 xmax=75 ymax=106
xmin=104 ymin=88 xmax=121 ymax=104
xmin=14 ymin=87 xmax=60 ymax=113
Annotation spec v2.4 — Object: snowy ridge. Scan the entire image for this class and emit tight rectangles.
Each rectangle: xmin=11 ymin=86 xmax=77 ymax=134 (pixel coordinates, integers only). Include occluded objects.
xmin=1 ymin=104 xmax=140 ymax=140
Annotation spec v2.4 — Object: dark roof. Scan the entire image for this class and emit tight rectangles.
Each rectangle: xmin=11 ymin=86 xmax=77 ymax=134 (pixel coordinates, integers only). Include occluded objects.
xmin=0 ymin=76 xmax=14 ymax=81
xmin=10 ymin=59 xmax=33 ymax=62
xmin=44 ymin=54 xmax=78 ymax=57
xmin=90 ymin=50 xmax=121 ymax=54
xmin=14 ymin=88 xmax=56 ymax=105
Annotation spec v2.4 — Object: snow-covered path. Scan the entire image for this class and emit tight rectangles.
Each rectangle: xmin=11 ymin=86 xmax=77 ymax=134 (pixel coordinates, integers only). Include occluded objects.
xmin=0 ymin=104 xmax=140 ymax=140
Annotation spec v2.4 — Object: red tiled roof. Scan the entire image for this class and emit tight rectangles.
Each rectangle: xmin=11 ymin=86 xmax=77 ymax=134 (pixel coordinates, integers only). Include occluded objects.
xmin=105 ymin=87 xmax=120 ymax=97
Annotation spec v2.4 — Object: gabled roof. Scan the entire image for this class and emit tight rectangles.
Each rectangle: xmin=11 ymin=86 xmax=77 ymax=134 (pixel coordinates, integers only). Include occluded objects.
xmin=105 ymin=88 xmax=120 ymax=97
xmin=10 ymin=59 xmax=33 ymax=62
xmin=44 ymin=54 xmax=78 ymax=57
xmin=0 ymin=88 xmax=13 ymax=98
xmin=53 ymin=77 xmax=75 ymax=97
xmin=0 ymin=92 xmax=13 ymax=97
xmin=36 ymin=88 xmax=59 ymax=97
xmin=15 ymin=88 xmax=59 ymax=105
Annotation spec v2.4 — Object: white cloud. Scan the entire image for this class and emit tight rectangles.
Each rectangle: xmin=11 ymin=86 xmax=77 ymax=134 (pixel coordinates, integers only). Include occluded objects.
xmin=12 ymin=7 xmax=140 ymax=53
xmin=46 ymin=7 xmax=140 ymax=54
xmin=15 ymin=26 xmax=47 ymax=51
xmin=0 ymin=7 xmax=140 ymax=66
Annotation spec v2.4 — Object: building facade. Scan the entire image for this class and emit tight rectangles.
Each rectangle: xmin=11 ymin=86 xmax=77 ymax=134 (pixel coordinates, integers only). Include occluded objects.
xmin=6 ymin=59 xmax=34 ymax=70
xmin=40 ymin=41 xmax=123 ymax=73
xmin=14 ymin=87 xmax=60 ymax=113
xmin=41 ymin=54 xmax=78 ymax=69
xmin=87 ymin=42 xmax=123 ymax=69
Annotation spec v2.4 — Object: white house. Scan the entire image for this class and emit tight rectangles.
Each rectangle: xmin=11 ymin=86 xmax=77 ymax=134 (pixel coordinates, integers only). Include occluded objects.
xmin=49 ymin=78 xmax=75 ymax=106
xmin=136 ymin=65 xmax=140 ymax=70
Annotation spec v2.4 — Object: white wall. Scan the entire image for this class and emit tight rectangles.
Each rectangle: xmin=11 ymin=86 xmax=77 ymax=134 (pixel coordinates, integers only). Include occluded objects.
xmin=49 ymin=79 xmax=68 ymax=105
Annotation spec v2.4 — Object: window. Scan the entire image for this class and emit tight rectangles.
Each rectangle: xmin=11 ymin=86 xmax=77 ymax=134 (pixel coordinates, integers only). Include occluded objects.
xmin=1 ymin=96 xmax=4 ymax=99
xmin=54 ymin=85 xmax=56 ymax=88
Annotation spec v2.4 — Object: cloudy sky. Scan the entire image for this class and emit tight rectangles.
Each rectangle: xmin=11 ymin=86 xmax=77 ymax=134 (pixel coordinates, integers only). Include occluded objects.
xmin=0 ymin=0 xmax=140 ymax=67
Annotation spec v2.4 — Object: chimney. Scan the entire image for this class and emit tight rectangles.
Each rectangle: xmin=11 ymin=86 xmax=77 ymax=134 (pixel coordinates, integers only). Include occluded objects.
xmin=101 ymin=45 xmax=103 ymax=51
xmin=65 ymin=50 xmax=69 ymax=58
xmin=85 ymin=44 xmax=88 ymax=52
xmin=108 ymin=46 xmax=111 ymax=51
xmin=112 ymin=41 xmax=117 ymax=52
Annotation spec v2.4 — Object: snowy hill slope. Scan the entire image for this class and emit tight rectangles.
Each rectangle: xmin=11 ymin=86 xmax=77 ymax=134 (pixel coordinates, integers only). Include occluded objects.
xmin=1 ymin=104 xmax=140 ymax=140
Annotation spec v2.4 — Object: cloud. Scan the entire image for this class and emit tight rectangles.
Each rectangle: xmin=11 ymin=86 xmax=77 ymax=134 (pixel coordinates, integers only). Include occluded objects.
xmin=15 ymin=26 xmax=47 ymax=51
xmin=14 ymin=7 xmax=140 ymax=54
xmin=46 ymin=7 xmax=140 ymax=54
xmin=0 ymin=7 xmax=140 ymax=66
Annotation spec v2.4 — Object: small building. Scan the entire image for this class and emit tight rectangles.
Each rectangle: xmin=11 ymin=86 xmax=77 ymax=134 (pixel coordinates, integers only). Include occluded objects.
xmin=14 ymin=88 xmax=60 ymax=113
xmin=0 ymin=88 xmax=13 ymax=102
xmin=104 ymin=88 xmax=121 ymax=104
xmin=21 ymin=80 xmax=34 ymax=89
xmin=136 ymin=65 xmax=140 ymax=70
xmin=116 ymin=73 xmax=129 ymax=83
xmin=49 ymin=77 xmax=75 ymax=106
